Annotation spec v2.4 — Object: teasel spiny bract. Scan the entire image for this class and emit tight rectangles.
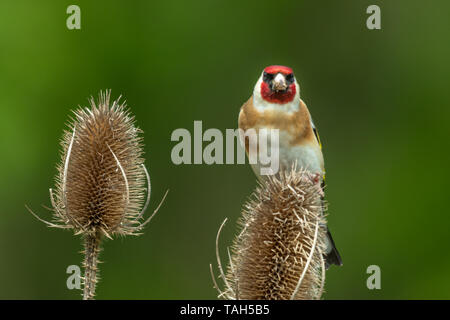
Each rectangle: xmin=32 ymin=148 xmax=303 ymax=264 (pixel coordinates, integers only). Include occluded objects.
xmin=211 ymin=167 xmax=327 ymax=300
xmin=28 ymin=90 xmax=167 ymax=299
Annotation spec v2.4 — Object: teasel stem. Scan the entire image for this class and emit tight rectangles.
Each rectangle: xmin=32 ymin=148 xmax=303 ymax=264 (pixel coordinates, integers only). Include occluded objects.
xmin=83 ymin=230 xmax=102 ymax=300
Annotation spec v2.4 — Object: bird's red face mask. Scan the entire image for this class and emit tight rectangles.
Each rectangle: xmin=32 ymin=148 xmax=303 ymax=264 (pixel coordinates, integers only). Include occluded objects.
xmin=260 ymin=65 xmax=297 ymax=104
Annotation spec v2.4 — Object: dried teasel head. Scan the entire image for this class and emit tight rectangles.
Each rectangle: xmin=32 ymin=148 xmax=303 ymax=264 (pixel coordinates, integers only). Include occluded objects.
xmin=30 ymin=90 xmax=162 ymax=236
xmin=211 ymin=168 xmax=327 ymax=300
xmin=28 ymin=90 xmax=167 ymax=299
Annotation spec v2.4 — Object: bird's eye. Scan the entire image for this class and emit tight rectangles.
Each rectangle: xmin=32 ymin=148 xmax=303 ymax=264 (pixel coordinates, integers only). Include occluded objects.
xmin=263 ymin=72 xmax=273 ymax=83
xmin=286 ymin=73 xmax=294 ymax=83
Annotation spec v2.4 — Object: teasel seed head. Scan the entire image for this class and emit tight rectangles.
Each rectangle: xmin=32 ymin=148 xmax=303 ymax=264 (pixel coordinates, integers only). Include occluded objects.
xmin=29 ymin=90 xmax=160 ymax=237
xmin=211 ymin=168 xmax=327 ymax=300
xmin=27 ymin=90 xmax=167 ymax=299
xmin=54 ymin=90 xmax=150 ymax=237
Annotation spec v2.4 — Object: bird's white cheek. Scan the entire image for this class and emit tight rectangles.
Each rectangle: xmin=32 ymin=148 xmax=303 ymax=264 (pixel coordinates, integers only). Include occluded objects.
xmin=253 ymin=78 xmax=264 ymax=103
xmin=295 ymin=82 xmax=301 ymax=100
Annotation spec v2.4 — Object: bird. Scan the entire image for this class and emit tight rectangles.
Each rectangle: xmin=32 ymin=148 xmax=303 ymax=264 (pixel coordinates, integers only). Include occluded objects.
xmin=238 ymin=65 xmax=342 ymax=268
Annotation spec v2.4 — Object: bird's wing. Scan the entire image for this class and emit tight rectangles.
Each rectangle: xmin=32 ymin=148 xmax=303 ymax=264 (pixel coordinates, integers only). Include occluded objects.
xmin=310 ymin=117 xmax=322 ymax=149
xmin=310 ymin=117 xmax=342 ymax=267
xmin=309 ymin=116 xmax=326 ymax=182
xmin=238 ymin=97 xmax=255 ymax=154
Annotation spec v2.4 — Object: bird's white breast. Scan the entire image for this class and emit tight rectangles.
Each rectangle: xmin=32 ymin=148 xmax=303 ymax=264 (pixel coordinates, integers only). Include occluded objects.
xmin=278 ymin=130 xmax=323 ymax=174
xmin=250 ymin=129 xmax=324 ymax=177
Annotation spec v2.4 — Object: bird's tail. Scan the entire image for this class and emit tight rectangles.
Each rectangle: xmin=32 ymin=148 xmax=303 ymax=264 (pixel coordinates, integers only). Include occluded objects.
xmin=324 ymin=228 xmax=343 ymax=269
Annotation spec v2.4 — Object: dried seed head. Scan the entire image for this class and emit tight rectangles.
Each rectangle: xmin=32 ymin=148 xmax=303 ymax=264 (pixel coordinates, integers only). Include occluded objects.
xmin=215 ymin=168 xmax=327 ymax=300
xmin=52 ymin=90 xmax=149 ymax=237
xmin=27 ymin=90 xmax=167 ymax=299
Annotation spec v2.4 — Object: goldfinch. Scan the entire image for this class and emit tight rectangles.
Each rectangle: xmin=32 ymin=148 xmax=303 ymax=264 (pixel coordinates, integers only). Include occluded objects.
xmin=238 ymin=65 xmax=342 ymax=268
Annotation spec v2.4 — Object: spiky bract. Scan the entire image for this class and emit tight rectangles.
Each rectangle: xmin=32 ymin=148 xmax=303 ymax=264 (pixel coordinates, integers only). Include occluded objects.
xmin=219 ymin=168 xmax=327 ymax=300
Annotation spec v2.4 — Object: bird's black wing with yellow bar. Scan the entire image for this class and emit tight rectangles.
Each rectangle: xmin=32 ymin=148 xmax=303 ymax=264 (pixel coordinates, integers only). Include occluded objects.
xmin=310 ymin=118 xmax=343 ymax=268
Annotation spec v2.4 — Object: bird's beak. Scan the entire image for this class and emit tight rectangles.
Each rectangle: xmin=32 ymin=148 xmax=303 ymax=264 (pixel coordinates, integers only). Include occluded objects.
xmin=272 ymin=73 xmax=288 ymax=91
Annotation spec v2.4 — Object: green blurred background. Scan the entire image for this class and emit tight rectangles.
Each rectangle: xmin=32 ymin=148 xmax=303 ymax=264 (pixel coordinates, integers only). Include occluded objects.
xmin=0 ymin=0 xmax=449 ymax=299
